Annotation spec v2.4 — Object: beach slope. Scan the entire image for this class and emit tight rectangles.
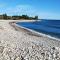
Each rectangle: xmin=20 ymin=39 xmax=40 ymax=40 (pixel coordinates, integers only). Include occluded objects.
xmin=0 ymin=20 xmax=60 ymax=60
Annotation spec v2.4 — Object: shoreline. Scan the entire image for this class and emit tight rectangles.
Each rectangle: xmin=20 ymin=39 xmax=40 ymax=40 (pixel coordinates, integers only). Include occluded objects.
xmin=10 ymin=21 xmax=60 ymax=41
xmin=9 ymin=22 xmax=60 ymax=47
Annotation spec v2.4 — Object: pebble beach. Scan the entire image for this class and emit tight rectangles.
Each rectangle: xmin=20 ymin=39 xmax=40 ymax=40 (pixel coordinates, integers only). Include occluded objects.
xmin=0 ymin=20 xmax=60 ymax=60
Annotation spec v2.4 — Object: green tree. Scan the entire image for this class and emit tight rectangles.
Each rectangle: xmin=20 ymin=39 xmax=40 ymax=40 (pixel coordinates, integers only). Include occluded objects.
xmin=3 ymin=14 xmax=7 ymax=19
xmin=34 ymin=16 xmax=38 ymax=20
xmin=22 ymin=15 xmax=29 ymax=19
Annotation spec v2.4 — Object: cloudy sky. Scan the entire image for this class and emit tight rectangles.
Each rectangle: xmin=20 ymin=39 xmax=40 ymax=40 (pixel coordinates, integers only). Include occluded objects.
xmin=0 ymin=0 xmax=60 ymax=19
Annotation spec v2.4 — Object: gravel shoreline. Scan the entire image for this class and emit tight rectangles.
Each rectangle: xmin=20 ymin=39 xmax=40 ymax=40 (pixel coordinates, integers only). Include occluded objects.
xmin=0 ymin=20 xmax=60 ymax=60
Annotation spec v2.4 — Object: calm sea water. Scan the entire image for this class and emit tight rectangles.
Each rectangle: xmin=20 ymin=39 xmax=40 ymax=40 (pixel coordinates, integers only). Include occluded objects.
xmin=16 ymin=20 xmax=60 ymax=38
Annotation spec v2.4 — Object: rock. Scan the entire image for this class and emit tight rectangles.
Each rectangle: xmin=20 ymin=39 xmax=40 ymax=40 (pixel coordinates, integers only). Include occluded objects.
xmin=3 ymin=54 xmax=10 ymax=60
xmin=0 ymin=46 xmax=4 ymax=53
xmin=21 ymin=56 xmax=25 ymax=60
xmin=15 ymin=57 xmax=21 ymax=60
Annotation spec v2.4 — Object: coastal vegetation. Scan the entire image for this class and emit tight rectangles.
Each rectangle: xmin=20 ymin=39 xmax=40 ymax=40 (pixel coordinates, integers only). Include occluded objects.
xmin=0 ymin=14 xmax=38 ymax=20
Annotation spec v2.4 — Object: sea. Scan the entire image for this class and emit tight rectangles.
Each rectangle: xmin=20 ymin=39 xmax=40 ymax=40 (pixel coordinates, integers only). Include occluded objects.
xmin=16 ymin=19 xmax=60 ymax=39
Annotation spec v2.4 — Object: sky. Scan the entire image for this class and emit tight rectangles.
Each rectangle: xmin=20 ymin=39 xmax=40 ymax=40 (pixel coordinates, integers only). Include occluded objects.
xmin=0 ymin=0 xmax=60 ymax=19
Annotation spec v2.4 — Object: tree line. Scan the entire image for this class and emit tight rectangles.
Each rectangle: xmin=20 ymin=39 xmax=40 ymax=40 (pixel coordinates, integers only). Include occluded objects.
xmin=0 ymin=14 xmax=38 ymax=20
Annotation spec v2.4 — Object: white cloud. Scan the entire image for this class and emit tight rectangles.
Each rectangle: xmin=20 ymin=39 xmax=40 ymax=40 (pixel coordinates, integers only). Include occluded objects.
xmin=1 ymin=4 xmax=37 ymax=16
xmin=1 ymin=4 xmax=59 ymax=19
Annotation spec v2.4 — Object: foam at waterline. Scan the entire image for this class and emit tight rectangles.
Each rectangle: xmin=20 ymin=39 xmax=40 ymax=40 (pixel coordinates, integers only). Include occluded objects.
xmin=15 ymin=23 xmax=60 ymax=41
